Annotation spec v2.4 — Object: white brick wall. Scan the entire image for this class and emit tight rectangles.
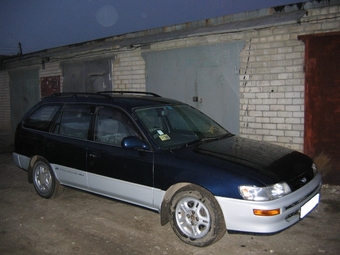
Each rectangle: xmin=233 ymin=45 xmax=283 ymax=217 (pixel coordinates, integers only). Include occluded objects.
xmin=238 ymin=5 xmax=340 ymax=151
xmin=113 ymin=48 xmax=146 ymax=91
xmin=39 ymin=62 xmax=61 ymax=77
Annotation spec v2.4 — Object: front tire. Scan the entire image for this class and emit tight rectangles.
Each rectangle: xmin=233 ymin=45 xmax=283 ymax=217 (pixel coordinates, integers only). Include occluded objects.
xmin=169 ymin=184 xmax=226 ymax=247
xmin=32 ymin=158 xmax=64 ymax=199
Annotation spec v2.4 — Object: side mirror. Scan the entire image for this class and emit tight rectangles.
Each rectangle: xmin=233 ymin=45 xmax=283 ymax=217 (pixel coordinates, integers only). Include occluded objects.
xmin=121 ymin=136 xmax=151 ymax=150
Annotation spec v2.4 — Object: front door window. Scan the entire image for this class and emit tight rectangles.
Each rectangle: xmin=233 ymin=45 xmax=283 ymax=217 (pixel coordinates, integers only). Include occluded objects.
xmin=94 ymin=106 xmax=140 ymax=146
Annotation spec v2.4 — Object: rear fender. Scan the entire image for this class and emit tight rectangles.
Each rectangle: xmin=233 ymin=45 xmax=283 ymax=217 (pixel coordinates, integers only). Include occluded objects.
xmin=27 ymin=155 xmax=44 ymax=183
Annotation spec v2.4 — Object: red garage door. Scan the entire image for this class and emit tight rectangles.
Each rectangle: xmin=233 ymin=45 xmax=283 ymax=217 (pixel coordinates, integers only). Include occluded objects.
xmin=299 ymin=32 xmax=340 ymax=185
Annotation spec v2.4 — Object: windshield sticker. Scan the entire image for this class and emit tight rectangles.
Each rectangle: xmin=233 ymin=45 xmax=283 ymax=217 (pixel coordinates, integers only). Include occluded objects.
xmin=157 ymin=130 xmax=164 ymax=135
xmin=159 ymin=134 xmax=170 ymax=141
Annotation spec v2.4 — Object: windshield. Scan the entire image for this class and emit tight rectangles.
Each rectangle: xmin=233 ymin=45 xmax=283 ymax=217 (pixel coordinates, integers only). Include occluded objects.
xmin=134 ymin=104 xmax=231 ymax=149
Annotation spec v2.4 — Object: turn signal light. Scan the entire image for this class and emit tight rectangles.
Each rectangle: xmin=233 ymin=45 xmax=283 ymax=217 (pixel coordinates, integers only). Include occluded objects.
xmin=253 ymin=208 xmax=280 ymax=216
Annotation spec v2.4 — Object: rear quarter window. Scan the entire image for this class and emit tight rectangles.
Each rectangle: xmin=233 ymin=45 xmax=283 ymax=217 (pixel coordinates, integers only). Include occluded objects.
xmin=23 ymin=104 xmax=61 ymax=131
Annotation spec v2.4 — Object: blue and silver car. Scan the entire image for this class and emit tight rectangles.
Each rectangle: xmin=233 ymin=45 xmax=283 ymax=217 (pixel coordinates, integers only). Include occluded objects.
xmin=12 ymin=91 xmax=322 ymax=247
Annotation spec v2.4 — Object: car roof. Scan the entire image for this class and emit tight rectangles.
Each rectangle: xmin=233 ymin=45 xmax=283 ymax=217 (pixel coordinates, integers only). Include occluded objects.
xmin=40 ymin=92 xmax=184 ymax=112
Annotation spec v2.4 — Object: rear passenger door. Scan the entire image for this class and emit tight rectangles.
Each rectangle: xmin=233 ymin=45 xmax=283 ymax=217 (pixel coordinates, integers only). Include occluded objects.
xmin=87 ymin=106 xmax=154 ymax=208
xmin=45 ymin=104 xmax=94 ymax=189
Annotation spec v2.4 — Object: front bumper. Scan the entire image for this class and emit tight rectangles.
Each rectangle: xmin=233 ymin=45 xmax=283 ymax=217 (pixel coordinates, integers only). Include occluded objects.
xmin=216 ymin=173 xmax=322 ymax=233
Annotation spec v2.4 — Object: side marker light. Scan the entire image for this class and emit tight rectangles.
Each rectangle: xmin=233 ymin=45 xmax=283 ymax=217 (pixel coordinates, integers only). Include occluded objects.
xmin=253 ymin=209 xmax=280 ymax=216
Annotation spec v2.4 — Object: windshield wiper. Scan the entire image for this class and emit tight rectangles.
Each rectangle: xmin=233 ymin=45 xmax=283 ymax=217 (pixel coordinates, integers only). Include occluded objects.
xmin=217 ymin=133 xmax=233 ymax=139
xmin=183 ymin=136 xmax=220 ymax=147
xmin=181 ymin=133 xmax=233 ymax=148
xmin=200 ymin=137 xmax=219 ymax=142
xmin=201 ymin=133 xmax=233 ymax=142
xmin=181 ymin=138 xmax=202 ymax=148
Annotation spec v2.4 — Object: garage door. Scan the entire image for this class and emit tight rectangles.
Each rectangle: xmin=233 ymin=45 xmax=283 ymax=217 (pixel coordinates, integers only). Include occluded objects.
xmin=299 ymin=32 xmax=340 ymax=185
xmin=62 ymin=58 xmax=112 ymax=93
xmin=9 ymin=68 xmax=39 ymax=132
xmin=142 ymin=42 xmax=244 ymax=134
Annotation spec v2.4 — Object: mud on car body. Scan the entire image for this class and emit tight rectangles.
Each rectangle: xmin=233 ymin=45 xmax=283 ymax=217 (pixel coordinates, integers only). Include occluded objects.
xmin=13 ymin=91 xmax=322 ymax=247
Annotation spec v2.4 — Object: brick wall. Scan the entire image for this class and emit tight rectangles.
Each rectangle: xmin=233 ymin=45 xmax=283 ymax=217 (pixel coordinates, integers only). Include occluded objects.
xmin=237 ymin=5 xmax=340 ymax=151
xmin=113 ymin=49 xmax=146 ymax=91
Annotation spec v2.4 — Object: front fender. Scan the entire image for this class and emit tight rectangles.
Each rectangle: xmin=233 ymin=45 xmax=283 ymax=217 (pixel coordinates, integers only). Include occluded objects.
xmin=160 ymin=182 xmax=191 ymax=226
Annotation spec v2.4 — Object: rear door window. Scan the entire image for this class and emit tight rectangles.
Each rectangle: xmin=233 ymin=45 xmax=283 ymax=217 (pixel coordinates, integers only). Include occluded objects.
xmin=24 ymin=104 xmax=61 ymax=131
xmin=52 ymin=105 xmax=93 ymax=140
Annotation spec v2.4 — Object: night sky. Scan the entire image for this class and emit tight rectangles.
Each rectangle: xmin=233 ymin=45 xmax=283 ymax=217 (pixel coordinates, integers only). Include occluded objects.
xmin=0 ymin=0 xmax=306 ymax=56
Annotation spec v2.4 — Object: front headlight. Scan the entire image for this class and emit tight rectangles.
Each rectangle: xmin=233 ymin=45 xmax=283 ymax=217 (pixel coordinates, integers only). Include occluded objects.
xmin=239 ymin=182 xmax=291 ymax=201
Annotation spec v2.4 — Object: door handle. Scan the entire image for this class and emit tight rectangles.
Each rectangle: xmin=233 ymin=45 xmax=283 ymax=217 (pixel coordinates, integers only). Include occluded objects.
xmin=89 ymin=152 xmax=101 ymax=158
xmin=46 ymin=143 xmax=55 ymax=149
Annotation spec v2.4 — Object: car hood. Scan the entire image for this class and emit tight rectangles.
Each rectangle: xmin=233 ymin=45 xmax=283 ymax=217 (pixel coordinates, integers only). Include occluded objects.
xmin=191 ymin=136 xmax=313 ymax=183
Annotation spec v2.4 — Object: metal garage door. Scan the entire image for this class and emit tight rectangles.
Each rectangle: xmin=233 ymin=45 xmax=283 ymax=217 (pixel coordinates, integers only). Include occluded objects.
xmin=142 ymin=42 xmax=244 ymax=134
xmin=299 ymin=32 xmax=340 ymax=185
xmin=62 ymin=58 xmax=112 ymax=93
xmin=9 ymin=68 xmax=39 ymax=132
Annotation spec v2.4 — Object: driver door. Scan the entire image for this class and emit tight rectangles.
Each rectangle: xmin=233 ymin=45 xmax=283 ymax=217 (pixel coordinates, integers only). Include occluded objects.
xmin=87 ymin=106 xmax=154 ymax=208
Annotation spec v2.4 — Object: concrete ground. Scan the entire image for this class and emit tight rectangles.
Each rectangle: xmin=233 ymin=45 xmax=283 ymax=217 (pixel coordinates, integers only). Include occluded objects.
xmin=1 ymin=134 xmax=340 ymax=254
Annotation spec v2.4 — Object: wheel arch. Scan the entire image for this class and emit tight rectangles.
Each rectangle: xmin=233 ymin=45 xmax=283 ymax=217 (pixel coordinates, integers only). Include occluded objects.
xmin=29 ymin=155 xmax=65 ymax=198
xmin=160 ymin=182 xmax=191 ymax=226
xmin=27 ymin=155 xmax=47 ymax=183
xmin=161 ymin=182 xmax=227 ymax=246
xmin=160 ymin=182 xmax=220 ymax=226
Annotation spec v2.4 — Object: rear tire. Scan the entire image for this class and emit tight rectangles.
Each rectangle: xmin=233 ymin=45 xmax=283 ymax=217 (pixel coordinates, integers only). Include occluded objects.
xmin=32 ymin=158 xmax=64 ymax=199
xmin=169 ymin=184 xmax=226 ymax=247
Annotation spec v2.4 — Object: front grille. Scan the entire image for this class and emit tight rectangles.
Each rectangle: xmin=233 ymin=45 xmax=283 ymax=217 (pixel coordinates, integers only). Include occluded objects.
xmin=284 ymin=182 xmax=321 ymax=211
xmin=285 ymin=210 xmax=299 ymax=221
xmin=287 ymin=169 xmax=314 ymax=191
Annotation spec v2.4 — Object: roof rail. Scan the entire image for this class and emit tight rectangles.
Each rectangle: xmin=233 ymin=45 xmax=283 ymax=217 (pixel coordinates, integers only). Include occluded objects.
xmin=97 ymin=91 xmax=161 ymax=97
xmin=49 ymin=92 xmax=112 ymax=100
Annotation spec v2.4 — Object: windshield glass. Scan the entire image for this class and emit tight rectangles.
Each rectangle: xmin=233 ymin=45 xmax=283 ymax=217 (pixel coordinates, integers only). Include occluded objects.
xmin=135 ymin=104 xmax=231 ymax=149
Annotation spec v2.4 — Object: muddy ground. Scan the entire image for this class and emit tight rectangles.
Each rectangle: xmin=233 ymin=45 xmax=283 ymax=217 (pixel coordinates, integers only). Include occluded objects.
xmin=0 ymin=152 xmax=339 ymax=255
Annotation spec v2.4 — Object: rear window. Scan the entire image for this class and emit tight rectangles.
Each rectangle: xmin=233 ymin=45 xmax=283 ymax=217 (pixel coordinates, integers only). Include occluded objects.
xmin=24 ymin=104 xmax=61 ymax=131
xmin=52 ymin=105 xmax=93 ymax=140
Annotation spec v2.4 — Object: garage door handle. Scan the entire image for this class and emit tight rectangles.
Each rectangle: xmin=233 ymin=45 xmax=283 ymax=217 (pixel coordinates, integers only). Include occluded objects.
xmin=193 ymin=96 xmax=203 ymax=103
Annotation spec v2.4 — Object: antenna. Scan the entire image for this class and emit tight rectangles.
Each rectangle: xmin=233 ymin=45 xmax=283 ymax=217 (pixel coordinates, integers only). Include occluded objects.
xmin=18 ymin=42 xmax=23 ymax=55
